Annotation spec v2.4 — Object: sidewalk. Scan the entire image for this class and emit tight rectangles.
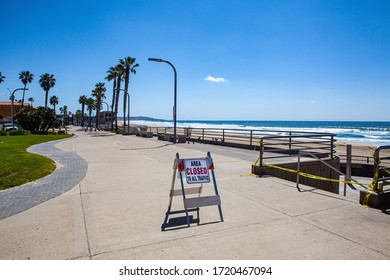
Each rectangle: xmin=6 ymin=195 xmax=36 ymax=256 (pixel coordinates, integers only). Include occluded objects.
xmin=0 ymin=128 xmax=389 ymax=259
xmin=0 ymin=137 xmax=87 ymax=220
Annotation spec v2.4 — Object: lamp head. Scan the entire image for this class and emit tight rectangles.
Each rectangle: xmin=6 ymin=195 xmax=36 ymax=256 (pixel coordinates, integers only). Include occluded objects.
xmin=148 ymin=58 xmax=163 ymax=62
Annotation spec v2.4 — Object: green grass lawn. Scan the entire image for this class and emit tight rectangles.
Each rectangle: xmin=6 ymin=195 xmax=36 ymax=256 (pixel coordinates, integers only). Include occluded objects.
xmin=0 ymin=133 xmax=72 ymax=191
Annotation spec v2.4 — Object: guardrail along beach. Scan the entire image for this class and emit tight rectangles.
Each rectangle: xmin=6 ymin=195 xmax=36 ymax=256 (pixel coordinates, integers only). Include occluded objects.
xmin=148 ymin=126 xmax=336 ymax=157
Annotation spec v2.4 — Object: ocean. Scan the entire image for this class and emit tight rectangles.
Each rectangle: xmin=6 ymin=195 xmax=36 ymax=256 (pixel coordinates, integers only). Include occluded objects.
xmin=128 ymin=119 xmax=390 ymax=146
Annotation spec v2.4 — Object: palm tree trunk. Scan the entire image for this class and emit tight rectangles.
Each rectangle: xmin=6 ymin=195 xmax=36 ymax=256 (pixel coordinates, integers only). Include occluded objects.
xmin=81 ymin=105 xmax=85 ymax=126
xmin=45 ymin=91 xmax=49 ymax=108
xmin=115 ymin=77 xmax=122 ymax=131
xmin=21 ymin=85 xmax=27 ymax=107
xmin=123 ymin=68 xmax=129 ymax=127
xmin=88 ymin=111 xmax=92 ymax=127
xmin=111 ymin=79 xmax=116 ymax=114
xmin=96 ymin=99 xmax=100 ymax=129
xmin=111 ymin=80 xmax=116 ymax=131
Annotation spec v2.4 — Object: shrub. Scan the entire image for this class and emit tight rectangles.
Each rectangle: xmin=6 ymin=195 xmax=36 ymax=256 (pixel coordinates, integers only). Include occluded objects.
xmin=31 ymin=131 xmax=49 ymax=135
xmin=0 ymin=130 xmax=7 ymax=136
xmin=15 ymin=107 xmax=58 ymax=132
xmin=9 ymin=129 xmax=31 ymax=136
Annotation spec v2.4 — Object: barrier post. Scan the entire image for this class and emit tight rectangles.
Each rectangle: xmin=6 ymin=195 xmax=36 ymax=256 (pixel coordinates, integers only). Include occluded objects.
xmin=296 ymin=153 xmax=301 ymax=192
xmin=344 ymin=144 xmax=352 ymax=196
xmin=259 ymin=139 xmax=264 ymax=166
xmin=208 ymin=151 xmax=224 ymax=222
xmin=177 ymin=153 xmax=191 ymax=226
xmin=331 ymin=135 xmax=335 ymax=159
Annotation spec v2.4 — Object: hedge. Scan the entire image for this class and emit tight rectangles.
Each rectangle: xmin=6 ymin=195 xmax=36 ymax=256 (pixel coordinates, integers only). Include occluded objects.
xmin=9 ymin=130 xmax=31 ymax=136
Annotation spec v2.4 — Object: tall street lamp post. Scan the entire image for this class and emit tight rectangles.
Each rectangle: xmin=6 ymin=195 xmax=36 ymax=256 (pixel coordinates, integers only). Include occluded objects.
xmin=102 ymin=101 xmax=110 ymax=112
xmin=148 ymin=58 xmax=177 ymax=144
xmin=102 ymin=101 xmax=111 ymax=130
xmin=8 ymin=88 xmax=28 ymax=129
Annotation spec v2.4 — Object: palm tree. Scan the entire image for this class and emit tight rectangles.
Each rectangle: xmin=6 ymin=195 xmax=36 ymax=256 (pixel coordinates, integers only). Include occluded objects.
xmin=28 ymin=97 xmax=34 ymax=106
xmin=91 ymin=82 xmax=106 ymax=129
xmin=63 ymin=105 xmax=68 ymax=125
xmin=68 ymin=110 xmax=73 ymax=125
xmin=86 ymin=97 xmax=96 ymax=127
xmin=19 ymin=71 xmax=34 ymax=106
xmin=105 ymin=66 xmax=118 ymax=114
xmin=49 ymin=95 xmax=59 ymax=114
xmin=120 ymin=57 xmax=139 ymax=127
xmin=114 ymin=64 xmax=124 ymax=130
xmin=75 ymin=109 xmax=82 ymax=126
xmin=79 ymin=95 xmax=88 ymax=126
xmin=0 ymin=72 xmax=5 ymax=84
xmin=59 ymin=107 xmax=64 ymax=125
xmin=59 ymin=106 xmax=68 ymax=125
xmin=39 ymin=73 xmax=56 ymax=108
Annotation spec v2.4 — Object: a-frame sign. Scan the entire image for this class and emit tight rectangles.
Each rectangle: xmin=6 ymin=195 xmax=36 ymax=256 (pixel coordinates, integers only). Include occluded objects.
xmin=161 ymin=151 xmax=224 ymax=230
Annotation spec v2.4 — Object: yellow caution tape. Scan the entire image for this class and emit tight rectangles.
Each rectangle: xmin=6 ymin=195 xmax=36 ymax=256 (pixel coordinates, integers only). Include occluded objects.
xmin=240 ymin=174 xmax=255 ymax=177
xmin=251 ymin=140 xmax=382 ymax=207
xmin=254 ymin=161 xmax=371 ymax=187
xmin=362 ymin=190 xmax=375 ymax=208
xmin=263 ymin=163 xmax=357 ymax=184
xmin=383 ymin=168 xmax=390 ymax=176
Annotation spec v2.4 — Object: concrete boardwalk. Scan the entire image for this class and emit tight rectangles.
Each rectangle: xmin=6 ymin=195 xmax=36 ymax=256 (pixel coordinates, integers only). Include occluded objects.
xmin=0 ymin=128 xmax=389 ymax=260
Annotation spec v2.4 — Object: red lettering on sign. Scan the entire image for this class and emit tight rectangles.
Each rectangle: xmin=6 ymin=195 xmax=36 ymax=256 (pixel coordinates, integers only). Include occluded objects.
xmin=186 ymin=167 xmax=208 ymax=175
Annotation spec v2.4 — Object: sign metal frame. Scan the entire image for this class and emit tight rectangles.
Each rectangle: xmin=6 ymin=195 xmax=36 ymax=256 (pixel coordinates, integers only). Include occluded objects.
xmin=161 ymin=151 xmax=224 ymax=230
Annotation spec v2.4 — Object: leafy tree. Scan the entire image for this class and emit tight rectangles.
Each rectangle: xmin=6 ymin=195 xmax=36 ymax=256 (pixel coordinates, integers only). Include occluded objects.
xmin=49 ymin=95 xmax=59 ymax=114
xmin=120 ymin=57 xmax=139 ymax=127
xmin=39 ymin=73 xmax=56 ymax=108
xmin=19 ymin=71 xmax=34 ymax=106
xmin=15 ymin=107 xmax=57 ymax=132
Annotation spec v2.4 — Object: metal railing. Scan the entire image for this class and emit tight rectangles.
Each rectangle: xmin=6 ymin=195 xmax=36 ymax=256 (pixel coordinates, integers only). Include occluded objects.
xmin=257 ymin=133 xmax=336 ymax=166
xmin=296 ymin=146 xmax=390 ymax=194
xmin=371 ymin=145 xmax=390 ymax=191
xmin=147 ymin=126 xmax=390 ymax=196
xmin=338 ymin=154 xmax=373 ymax=164
xmin=148 ymin=126 xmax=336 ymax=159
xmin=296 ymin=151 xmax=367 ymax=195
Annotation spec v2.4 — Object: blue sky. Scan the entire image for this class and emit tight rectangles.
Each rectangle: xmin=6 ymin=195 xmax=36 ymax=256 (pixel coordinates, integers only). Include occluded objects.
xmin=1 ymin=0 xmax=390 ymax=121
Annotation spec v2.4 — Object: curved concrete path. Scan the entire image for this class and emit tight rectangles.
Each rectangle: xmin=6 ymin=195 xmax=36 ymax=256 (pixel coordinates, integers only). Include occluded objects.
xmin=0 ymin=136 xmax=88 ymax=220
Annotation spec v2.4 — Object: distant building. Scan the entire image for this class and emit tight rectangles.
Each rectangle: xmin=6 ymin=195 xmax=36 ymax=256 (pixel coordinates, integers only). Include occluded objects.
xmin=98 ymin=111 xmax=115 ymax=130
xmin=0 ymin=102 xmax=32 ymax=124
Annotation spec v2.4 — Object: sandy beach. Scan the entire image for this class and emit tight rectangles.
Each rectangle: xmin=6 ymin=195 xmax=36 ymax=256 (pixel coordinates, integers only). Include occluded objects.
xmin=335 ymin=141 xmax=390 ymax=166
